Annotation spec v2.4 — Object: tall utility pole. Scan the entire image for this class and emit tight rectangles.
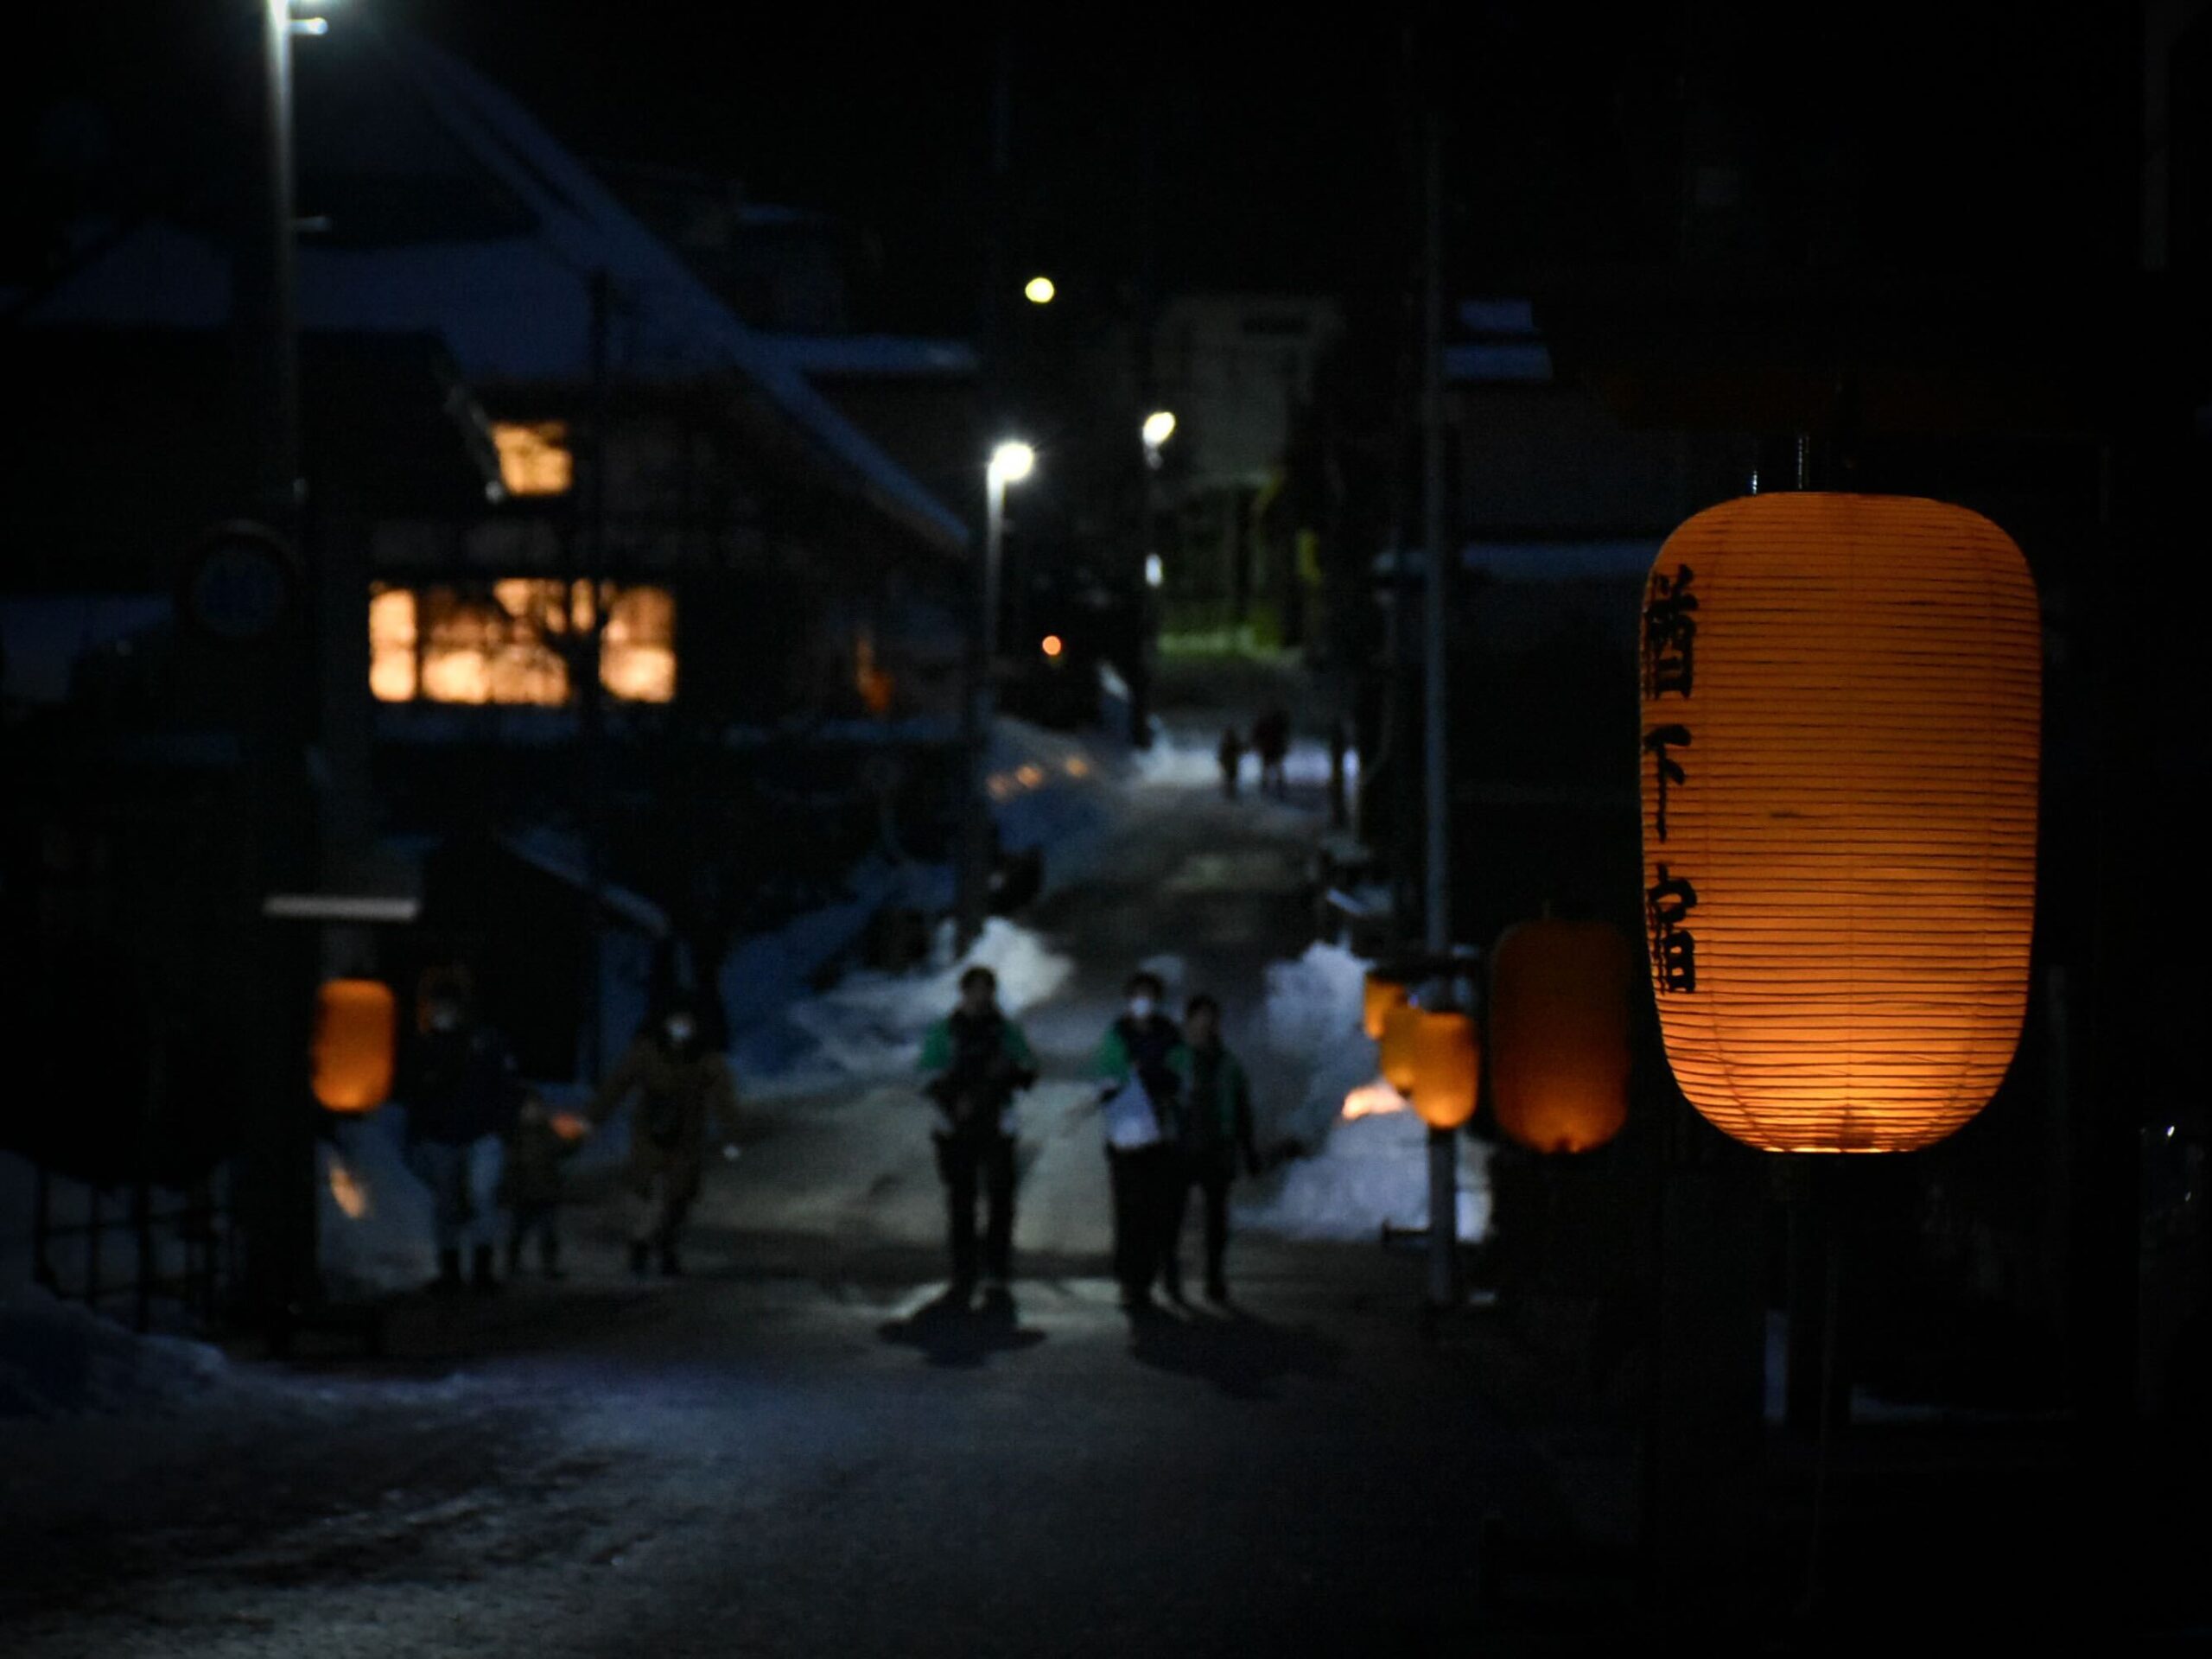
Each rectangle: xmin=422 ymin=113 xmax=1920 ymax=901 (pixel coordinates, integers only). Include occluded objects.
xmin=1419 ymin=105 xmax=1462 ymax=1312
xmin=957 ymin=40 xmax=1017 ymax=953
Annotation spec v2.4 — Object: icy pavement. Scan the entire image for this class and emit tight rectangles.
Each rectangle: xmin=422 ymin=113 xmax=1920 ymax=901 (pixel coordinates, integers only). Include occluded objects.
xmin=2 ymin=730 xmax=1599 ymax=1656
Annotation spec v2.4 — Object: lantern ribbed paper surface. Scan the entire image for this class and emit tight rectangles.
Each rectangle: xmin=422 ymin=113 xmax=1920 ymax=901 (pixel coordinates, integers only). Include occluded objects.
xmin=1379 ymin=1001 xmax=1423 ymax=1096
xmin=1638 ymin=493 xmax=2039 ymax=1153
xmin=312 ymin=979 xmax=397 ymax=1113
xmin=1408 ymin=1009 xmax=1479 ymax=1131
xmin=1363 ymin=974 xmax=1409 ymax=1041
xmin=1490 ymin=919 xmax=1633 ymax=1154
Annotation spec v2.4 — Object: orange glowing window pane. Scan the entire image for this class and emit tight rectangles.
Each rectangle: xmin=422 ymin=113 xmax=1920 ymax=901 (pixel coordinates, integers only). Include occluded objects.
xmin=601 ymin=586 xmax=675 ymax=702
xmin=492 ymin=422 xmax=573 ymax=497
xmin=368 ymin=585 xmax=417 ymax=702
xmin=367 ymin=580 xmax=671 ymax=706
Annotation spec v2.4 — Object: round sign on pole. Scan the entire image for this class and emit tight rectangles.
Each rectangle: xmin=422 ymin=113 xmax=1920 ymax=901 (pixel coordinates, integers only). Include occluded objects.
xmin=178 ymin=521 xmax=300 ymax=647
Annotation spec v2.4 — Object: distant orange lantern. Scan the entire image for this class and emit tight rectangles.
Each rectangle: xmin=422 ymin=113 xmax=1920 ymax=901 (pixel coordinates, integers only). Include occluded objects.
xmin=1363 ymin=973 xmax=1409 ymax=1041
xmin=312 ymin=979 xmax=397 ymax=1113
xmin=1638 ymin=493 xmax=2040 ymax=1153
xmin=1378 ymin=1000 xmax=1423 ymax=1095
xmin=1406 ymin=1008 xmax=1479 ymax=1131
xmin=1490 ymin=918 xmax=1633 ymax=1154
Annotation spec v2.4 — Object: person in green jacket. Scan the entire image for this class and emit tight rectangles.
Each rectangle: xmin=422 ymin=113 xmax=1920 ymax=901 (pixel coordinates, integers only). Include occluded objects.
xmin=1164 ymin=994 xmax=1262 ymax=1304
xmin=918 ymin=965 xmax=1039 ymax=1292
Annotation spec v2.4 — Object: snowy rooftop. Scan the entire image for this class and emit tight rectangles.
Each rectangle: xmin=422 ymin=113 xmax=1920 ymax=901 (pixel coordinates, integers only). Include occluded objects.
xmin=10 ymin=25 xmax=966 ymax=556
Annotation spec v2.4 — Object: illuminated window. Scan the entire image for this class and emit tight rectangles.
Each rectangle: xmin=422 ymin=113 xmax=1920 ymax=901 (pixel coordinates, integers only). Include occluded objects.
xmin=367 ymin=579 xmax=675 ymax=706
xmin=599 ymin=586 xmax=676 ymax=703
xmin=491 ymin=422 xmax=573 ymax=497
xmin=854 ymin=630 xmax=895 ymax=717
xmin=369 ymin=585 xmax=417 ymax=702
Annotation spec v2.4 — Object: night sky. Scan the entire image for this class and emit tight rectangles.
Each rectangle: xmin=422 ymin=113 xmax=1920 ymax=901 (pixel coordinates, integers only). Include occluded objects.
xmin=7 ymin=3 xmax=2151 ymax=334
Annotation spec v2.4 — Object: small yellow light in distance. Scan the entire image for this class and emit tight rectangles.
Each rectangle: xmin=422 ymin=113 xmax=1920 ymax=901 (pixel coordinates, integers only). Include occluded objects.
xmin=1024 ymin=276 xmax=1056 ymax=304
xmin=1142 ymin=410 xmax=1176 ymax=448
xmin=1040 ymin=633 xmax=1064 ymax=658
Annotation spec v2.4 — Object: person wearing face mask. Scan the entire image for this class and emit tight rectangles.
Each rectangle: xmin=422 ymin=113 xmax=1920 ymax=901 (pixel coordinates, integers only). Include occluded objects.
xmin=918 ymin=966 xmax=1039 ymax=1295
xmin=400 ymin=965 xmax=527 ymax=1294
xmin=588 ymin=994 xmax=741 ymax=1278
xmin=1092 ymin=970 xmax=1185 ymax=1313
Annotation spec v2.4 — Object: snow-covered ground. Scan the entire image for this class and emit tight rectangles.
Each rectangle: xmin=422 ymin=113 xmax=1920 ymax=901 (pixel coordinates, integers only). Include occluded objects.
xmin=1234 ymin=941 xmax=1491 ymax=1243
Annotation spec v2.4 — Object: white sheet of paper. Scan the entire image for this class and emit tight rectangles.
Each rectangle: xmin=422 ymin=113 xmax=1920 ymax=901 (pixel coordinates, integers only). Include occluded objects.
xmin=1103 ymin=1073 xmax=1162 ymax=1149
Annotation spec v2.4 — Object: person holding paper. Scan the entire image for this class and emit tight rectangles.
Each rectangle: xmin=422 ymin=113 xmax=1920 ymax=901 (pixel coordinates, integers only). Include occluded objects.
xmin=1092 ymin=970 xmax=1184 ymax=1313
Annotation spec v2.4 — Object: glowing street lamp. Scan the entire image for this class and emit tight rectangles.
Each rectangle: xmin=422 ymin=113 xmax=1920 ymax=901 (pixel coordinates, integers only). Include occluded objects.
xmin=1141 ymin=409 xmax=1177 ymax=452
xmin=1024 ymin=276 xmax=1057 ymax=305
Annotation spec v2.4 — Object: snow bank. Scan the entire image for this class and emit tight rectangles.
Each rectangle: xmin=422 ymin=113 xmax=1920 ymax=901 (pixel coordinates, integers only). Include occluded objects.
xmin=0 ymin=1284 xmax=234 ymax=1418
xmin=1255 ymin=943 xmax=1382 ymax=1149
xmin=1236 ymin=940 xmax=1491 ymax=1243
xmin=745 ymin=918 xmax=1075 ymax=1099
xmin=318 ymin=1113 xmax=439 ymax=1298
xmin=1240 ymin=1107 xmax=1491 ymax=1242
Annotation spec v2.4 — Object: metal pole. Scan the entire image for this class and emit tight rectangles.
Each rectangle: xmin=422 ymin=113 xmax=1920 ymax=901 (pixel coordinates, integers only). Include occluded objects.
xmin=957 ymin=467 xmax=1005 ymax=954
xmin=1419 ymin=106 xmax=1460 ymax=1311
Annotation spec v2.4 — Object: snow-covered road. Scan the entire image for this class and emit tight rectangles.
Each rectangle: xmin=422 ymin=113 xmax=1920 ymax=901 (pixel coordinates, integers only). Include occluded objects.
xmin=1 ymin=739 xmax=1616 ymax=1656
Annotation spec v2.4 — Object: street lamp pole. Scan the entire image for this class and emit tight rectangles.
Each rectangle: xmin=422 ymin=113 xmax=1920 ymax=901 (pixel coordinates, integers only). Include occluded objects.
xmin=957 ymin=443 xmax=1033 ymax=953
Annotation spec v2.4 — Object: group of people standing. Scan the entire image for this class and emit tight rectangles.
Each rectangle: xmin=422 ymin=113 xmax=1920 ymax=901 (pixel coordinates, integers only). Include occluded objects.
xmin=397 ymin=968 xmax=739 ymax=1292
xmin=395 ymin=956 xmax=1271 ymax=1312
xmin=918 ymin=966 xmax=1263 ymax=1313
xmin=1217 ymin=707 xmax=1291 ymax=801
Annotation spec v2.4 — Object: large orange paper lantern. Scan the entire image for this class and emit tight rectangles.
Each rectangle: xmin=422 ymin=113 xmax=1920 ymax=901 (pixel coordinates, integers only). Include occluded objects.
xmin=1490 ymin=918 xmax=1633 ymax=1154
xmin=1363 ymin=973 xmax=1409 ymax=1040
xmin=312 ymin=979 xmax=397 ymax=1113
xmin=1378 ymin=1000 xmax=1422 ymax=1095
xmin=1637 ymin=493 xmax=2039 ymax=1153
xmin=1407 ymin=1009 xmax=1479 ymax=1131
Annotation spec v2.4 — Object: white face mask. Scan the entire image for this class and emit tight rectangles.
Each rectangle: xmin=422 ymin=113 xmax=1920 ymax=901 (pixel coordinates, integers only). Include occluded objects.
xmin=1128 ymin=996 xmax=1156 ymax=1021
xmin=664 ymin=1015 xmax=696 ymax=1046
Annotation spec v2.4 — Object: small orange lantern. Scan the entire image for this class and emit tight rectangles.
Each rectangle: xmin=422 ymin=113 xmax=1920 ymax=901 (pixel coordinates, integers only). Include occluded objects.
xmin=1378 ymin=1000 xmax=1423 ymax=1095
xmin=1638 ymin=493 xmax=2040 ymax=1152
xmin=1490 ymin=918 xmax=1633 ymax=1154
xmin=1407 ymin=1008 xmax=1479 ymax=1131
xmin=312 ymin=979 xmax=397 ymax=1113
xmin=1363 ymin=972 xmax=1409 ymax=1040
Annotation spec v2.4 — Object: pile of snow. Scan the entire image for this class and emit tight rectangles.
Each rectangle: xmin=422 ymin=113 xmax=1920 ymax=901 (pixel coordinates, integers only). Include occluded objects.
xmin=1242 ymin=1108 xmax=1491 ymax=1242
xmin=1255 ymin=942 xmax=1382 ymax=1149
xmin=0 ymin=1285 xmax=235 ymax=1418
xmin=318 ymin=1114 xmax=440 ymax=1298
xmin=745 ymin=918 xmax=1075 ymax=1099
xmin=1236 ymin=940 xmax=1491 ymax=1243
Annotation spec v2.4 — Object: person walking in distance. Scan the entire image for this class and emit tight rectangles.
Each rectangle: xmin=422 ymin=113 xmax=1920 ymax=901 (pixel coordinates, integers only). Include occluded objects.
xmin=1093 ymin=970 xmax=1184 ymax=1312
xmin=1253 ymin=707 xmax=1290 ymax=799
xmin=918 ymin=966 xmax=1039 ymax=1296
xmin=1164 ymin=995 xmax=1263 ymax=1303
xmin=399 ymin=966 xmax=526 ymax=1294
xmin=588 ymin=994 xmax=741 ymax=1278
xmin=1217 ymin=725 xmax=1245 ymax=799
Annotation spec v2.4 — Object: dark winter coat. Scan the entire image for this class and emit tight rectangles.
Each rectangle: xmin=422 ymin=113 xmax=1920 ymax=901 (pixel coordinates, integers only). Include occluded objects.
xmin=500 ymin=1112 xmax=577 ymax=1210
xmin=589 ymin=1033 xmax=741 ymax=1205
xmin=1093 ymin=1014 xmax=1184 ymax=1103
xmin=918 ymin=1010 xmax=1038 ymax=1140
xmin=1166 ymin=1039 xmax=1261 ymax=1178
xmin=400 ymin=1024 xmax=526 ymax=1147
